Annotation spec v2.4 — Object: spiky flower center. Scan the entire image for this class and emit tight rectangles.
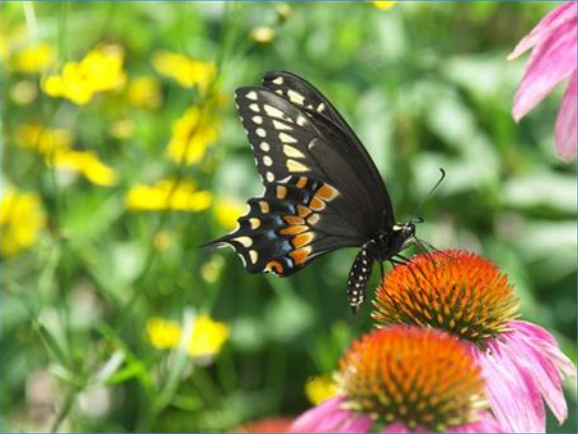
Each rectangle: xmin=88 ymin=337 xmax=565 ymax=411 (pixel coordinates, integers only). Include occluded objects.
xmin=373 ymin=249 xmax=519 ymax=344
xmin=338 ymin=326 xmax=485 ymax=431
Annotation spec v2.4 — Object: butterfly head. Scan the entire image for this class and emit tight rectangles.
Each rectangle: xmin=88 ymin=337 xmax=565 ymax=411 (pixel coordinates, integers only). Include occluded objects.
xmin=373 ymin=223 xmax=417 ymax=262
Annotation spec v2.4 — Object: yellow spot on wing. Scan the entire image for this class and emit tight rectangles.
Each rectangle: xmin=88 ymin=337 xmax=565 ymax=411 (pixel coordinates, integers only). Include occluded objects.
xmin=249 ymin=218 xmax=261 ymax=229
xmin=249 ymin=249 xmax=259 ymax=264
xmin=233 ymin=236 xmax=253 ymax=247
xmin=259 ymin=201 xmax=270 ymax=213
xmin=286 ymin=159 xmax=309 ymax=173
xmin=307 ymin=214 xmax=320 ymax=225
xmin=283 ymin=145 xmax=305 ymax=159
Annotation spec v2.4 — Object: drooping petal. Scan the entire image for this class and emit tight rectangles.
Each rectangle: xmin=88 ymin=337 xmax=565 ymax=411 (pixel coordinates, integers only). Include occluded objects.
xmin=507 ymin=320 xmax=576 ymax=423
xmin=555 ymin=73 xmax=577 ymax=160
xmin=382 ymin=423 xmax=410 ymax=433
xmin=475 ymin=338 xmax=545 ymax=432
xmin=512 ymin=19 xmax=577 ymax=121
xmin=446 ymin=412 xmax=507 ymax=433
xmin=288 ymin=396 xmax=372 ymax=433
xmin=509 ymin=2 xmax=577 ymax=60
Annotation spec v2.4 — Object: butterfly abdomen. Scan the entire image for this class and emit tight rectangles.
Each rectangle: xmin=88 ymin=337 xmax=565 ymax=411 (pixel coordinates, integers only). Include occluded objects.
xmin=347 ymin=245 xmax=375 ymax=313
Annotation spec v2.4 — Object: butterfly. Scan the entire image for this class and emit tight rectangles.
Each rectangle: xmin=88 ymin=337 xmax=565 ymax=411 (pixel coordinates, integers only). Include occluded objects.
xmin=205 ymin=70 xmax=426 ymax=313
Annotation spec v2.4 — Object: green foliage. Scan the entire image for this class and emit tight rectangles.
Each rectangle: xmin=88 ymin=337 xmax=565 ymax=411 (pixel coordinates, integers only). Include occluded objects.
xmin=1 ymin=1 xmax=575 ymax=432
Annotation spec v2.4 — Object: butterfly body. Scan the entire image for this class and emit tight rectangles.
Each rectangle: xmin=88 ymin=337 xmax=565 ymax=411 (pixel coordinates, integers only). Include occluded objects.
xmin=205 ymin=71 xmax=418 ymax=313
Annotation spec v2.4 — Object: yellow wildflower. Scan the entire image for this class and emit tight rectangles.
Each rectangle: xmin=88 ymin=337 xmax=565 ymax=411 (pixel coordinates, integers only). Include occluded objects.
xmin=10 ymin=80 xmax=38 ymax=105
xmin=214 ymin=198 xmax=245 ymax=230
xmin=15 ymin=123 xmax=73 ymax=155
xmin=152 ymin=51 xmax=215 ymax=91
xmin=166 ymin=107 xmax=219 ymax=165
xmin=50 ymin=150 xmax=118 ymax=186
xmin=109 ymin=119 xmax=135 ymax=140
xmin=11 ymin=43 xmax=54 ymax=73
xmin=0 ymin=189 xmax=45 ymax=257
xmin=125 ymin=179 xmax=212 ymax=212
xmin=146 ymin=315 xmax=229 ymax=358
xmin=42 ymin=44 xmax=126 ymax=105
xmin=370 ymin=1 xmax=397 ymax=10
xmin=305 ymin=375 xmax=338 ymax=405
xmin=251 ymin=26 xmax=276 ymax=44
xmin=127 ymin=76 xmax=162 ymax=109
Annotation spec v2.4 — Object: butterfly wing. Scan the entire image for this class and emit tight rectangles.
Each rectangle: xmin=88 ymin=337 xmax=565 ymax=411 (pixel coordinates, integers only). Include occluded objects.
xmin=206 ymin=175 xmax=365 ymax=276
xmin=235 ymin=86 xmax=381 ymax=237
xmin=262 ymin=70 xmax=395 ymax=228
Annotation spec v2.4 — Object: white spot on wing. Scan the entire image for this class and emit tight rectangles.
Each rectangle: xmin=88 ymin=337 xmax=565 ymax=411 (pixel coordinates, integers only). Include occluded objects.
xmin=273 ymin=120 xmax=292 ymax=131
xmin=249 ymin=103 xmax=260 ymax=112
xmin=246 ymin=91 xmax=258 ymax=101
xmin=260 ymin=142 xmax=270 ymax=152
xmin=263 ymin=156 xmax=273 ymax=166
xmin=264 ymin=104 xmax=285 ymax=119
xmin=266 ymin=172 xmax=275 ymax=182
xmin=279 ymin=132 xmax=297 ymax=143
xmin=256 ymin=128 xmax=267 ymax=138
xmin=283 ymin=145 xmax=305 ymax=158
xmin=272 ymin=76 xmax=284 ymax=85
xmin=252 ymin=116 xmax=263 ymax=124
xmin=287 ymin=89 xmax=305 ymax=105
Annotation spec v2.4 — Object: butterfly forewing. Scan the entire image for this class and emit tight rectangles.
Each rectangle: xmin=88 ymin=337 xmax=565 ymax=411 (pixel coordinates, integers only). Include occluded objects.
xmin=235 ymin=86 xmax=381 ymax=236
xmin=208 ymin=176 xmax=365 ymax=276
xmin=262 ymin=70 xmax=394 ymax=228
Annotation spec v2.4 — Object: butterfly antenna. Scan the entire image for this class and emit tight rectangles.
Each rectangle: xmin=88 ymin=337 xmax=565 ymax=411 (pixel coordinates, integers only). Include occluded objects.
xmin=409 ymin=168 xmax=446 ymax=223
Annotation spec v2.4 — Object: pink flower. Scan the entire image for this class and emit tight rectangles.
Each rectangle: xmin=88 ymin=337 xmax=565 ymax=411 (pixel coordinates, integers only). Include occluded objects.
xmin=289 ymin=326 xmax=505 ymax=433
xmin=373 ymin=249 xmax=576 ymax=433
xmin=509 ymin=2 xmax=577 ymax=161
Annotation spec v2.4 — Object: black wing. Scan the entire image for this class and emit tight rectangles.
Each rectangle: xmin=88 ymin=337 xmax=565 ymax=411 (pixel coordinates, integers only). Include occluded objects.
xmin=262 ymin=70 xmax=394 ymax=228
xmin=206 ymin=176 xmax=364 ymax=276
xmin=206 ymin=72 xmax=393 ymax=274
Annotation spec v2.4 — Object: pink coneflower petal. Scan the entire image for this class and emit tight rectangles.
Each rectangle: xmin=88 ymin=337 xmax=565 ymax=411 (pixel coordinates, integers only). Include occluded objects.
xmin=288 ymin=396 xmax=373 ymax=433
xmin=446 ymin=412 xmax=506 ymax=433
xmin=508 ymin=2 xmax=577 ymax=60
xmin=512 ymin=19 xmax=577 ymax=121
xmin=382 ymin=423 xmax=411 ymax=433
xmin=476 ymin=338 xmax=545 ymax=432
xmin=555 ymin=73 xmax=577 ymax=160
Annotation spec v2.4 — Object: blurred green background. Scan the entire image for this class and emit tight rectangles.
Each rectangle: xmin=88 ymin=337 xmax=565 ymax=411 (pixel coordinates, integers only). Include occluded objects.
xmin=1 ymin=1 xmax=576 ymax=432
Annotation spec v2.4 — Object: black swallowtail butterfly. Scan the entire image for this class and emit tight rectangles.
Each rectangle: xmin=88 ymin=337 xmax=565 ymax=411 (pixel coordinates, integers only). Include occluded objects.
xmin=205 ymin=71 xmax=424 ymax=313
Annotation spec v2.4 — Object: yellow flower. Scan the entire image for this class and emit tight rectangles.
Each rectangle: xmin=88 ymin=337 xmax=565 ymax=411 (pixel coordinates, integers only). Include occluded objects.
xmin=147 ymin=315 xmax=229 ymax=358
xmin=109 ymin=119 xmax=135 ymax=140
xmin=127 ymin=76 xmax=162 ymax=109
xmin=15 ymin=123 xmax=74 ymax=155
xmin=49 ymin=150 xmax=118 ymax=186
xmin=250 ymin=26 xmax=276 ymax=44
xmin=214 ymin=198 xmax=246 ymax=230
xmin=152 ymin=51 xmax=215 ymax=91
xmin=0 ymin=189 xmax=45 ymax=257
xmin=125 ymin=179 xmax=212 ymax=212
xmin=166 ymin=107 xmax=219 ymax=165
xmin=11 ymin=42 xmax=54 ymax=73
xmin=42 ymin=44 xmax=126 ymax=105
xmin=370 ymin=1 xmax=397 ymax=10
xmin=305 ymin=375 xmax=338 ymax=405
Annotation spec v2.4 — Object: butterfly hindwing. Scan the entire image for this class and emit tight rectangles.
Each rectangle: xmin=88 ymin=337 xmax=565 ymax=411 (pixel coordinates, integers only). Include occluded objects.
xmin=207 ymin=176 xmax=366 ymax=276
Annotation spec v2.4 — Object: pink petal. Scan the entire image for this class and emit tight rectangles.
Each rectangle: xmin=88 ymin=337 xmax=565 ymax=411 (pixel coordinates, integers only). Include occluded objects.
xmin=555 ymin=73 xmax=577 ymax=160
xmin=446 ymin=412 xmax=506 ymax=433
xmin=512 ymin=19 xmax=577 ymax=121
xmin=509 ymin=2 xmax=577 ymax=60
xmin=382 ymin=423 xmax=410 ymax=433
xmin=507 ymin=320 xmax=577 ymax=423
xmin=288 ymin=397 xmax=372 ymax=433
xmin=475 ymin=339 xmax=545 ymax=432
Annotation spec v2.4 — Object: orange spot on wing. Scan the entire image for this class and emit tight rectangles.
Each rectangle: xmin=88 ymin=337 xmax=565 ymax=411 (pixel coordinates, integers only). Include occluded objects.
xmin=283 ymin=216 xmax=304 ymax=225
xmin=309 ymin=197 xmax=325 ymax=211
xmin=266 ymin=260 xmax=284 ymax=274
xmin=277 ymin=186 xmax=287 ymax=199
xmin=296 ymin=177 xmax=308 ymax=188
xmin=259 ymin=201 xmax=270 ymax=213
xmin=297 ymin=205 xmax=312 ymax=217
xmin=317 ymin=184 xmax=338 ymax=201
xmin=290 ymin=246 xmax=312 ymax=265
xmin=280 ymin=225 xmax=308 ymax=235
xmin=292 ymin=232 xmax=315 ymax=248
